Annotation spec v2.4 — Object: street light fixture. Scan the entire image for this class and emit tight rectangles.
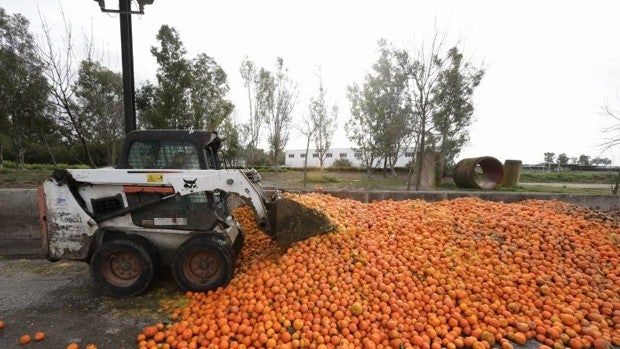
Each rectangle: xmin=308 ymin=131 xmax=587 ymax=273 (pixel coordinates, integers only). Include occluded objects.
xmin=93 ymin=0 xmax=153 ymax=14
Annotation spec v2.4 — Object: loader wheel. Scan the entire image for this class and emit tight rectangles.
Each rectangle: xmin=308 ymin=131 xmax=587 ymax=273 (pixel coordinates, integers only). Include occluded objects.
xmin=90 ymin=239 xmax=154 ymax=297
xmin=171 ymin=236 xmax=234 ymax=292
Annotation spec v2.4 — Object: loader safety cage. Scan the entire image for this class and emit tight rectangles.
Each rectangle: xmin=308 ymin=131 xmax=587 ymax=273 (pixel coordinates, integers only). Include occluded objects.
xmin=116 ymin=130 xmax=222 ymax=170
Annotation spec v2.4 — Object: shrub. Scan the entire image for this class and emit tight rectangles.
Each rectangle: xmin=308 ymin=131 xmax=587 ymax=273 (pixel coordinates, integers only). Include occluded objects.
xmin=330 ymin=158 xmax=354 ymax=170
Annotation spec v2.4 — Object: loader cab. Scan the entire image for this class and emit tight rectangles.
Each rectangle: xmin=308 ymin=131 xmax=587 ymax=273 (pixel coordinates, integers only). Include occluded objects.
xmin=113 ymin=130 xmax=231 ymax=233
xmin=116 ymin=130 xmax=222 ymax=170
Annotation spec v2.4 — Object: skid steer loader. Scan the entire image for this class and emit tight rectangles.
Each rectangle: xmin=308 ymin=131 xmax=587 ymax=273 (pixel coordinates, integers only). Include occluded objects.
xmin=37 ymin=130 xmax=333 ymax=297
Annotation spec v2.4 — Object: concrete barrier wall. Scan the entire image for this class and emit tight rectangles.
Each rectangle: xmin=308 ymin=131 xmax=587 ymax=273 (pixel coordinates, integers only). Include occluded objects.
xmin=1 ymin=188 xmax=618 ymax=244
xmin=312 ymin=190 xmax=620 ymax=212
xmin=0 ymin=189 xmax=41 ymax=240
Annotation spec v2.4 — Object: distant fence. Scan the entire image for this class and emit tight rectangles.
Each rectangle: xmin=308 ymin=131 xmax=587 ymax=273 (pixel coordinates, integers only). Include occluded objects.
xmin=522 ymin=164 xmax=619 ymax=172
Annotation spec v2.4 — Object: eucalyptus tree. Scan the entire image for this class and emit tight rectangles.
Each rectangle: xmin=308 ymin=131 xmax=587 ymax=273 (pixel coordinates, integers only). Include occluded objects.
xmin=346 ymin=39 xmax=412 ymax=176
xmin=432 ymin=47 xmax=484 ymax=176
xmin=74 ymin=60 xmax=124 ymax=166
xmin=0 ymin=8 xmax=53 ymax=169
xmin=191 ymin=53 xmax=234 ymax=130
xmin=138 ymin=25 xmax=192 ymax=129
xmin=218 ymin=118 xmax=241 ymax=168
xmin=345 ymin=83 xmax=382 ymax=176
xmin=138 ymin=25 xmax=233 ymax=131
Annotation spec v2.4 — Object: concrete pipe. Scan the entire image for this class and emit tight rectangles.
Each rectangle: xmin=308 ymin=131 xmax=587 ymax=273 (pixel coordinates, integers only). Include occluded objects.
xmin=501 ymin=159 xmax=522 ymax=187
xmin=453 ymin=156 xmax=504 ymax=190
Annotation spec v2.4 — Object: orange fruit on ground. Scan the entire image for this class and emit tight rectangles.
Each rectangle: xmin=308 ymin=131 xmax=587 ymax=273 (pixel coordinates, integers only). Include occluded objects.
xmin=143 ymin=325 xmax=158 ymax=337
xmin=66 ymin=343 xmax=79 ymax=349
xmin=153 ymin=331 xmax=165 ymax=343
xmin=34 ymin=331 xmax=45 ymax=341
xmin=19 ymin=334 xmax=32 ymax=345
xmin=138 ymin=195 xmax=620 ymax=348
xmin=350 ymin=302 xmax=363 ymax=316
xmin=0 ymin=320 xmax=4 ymax=329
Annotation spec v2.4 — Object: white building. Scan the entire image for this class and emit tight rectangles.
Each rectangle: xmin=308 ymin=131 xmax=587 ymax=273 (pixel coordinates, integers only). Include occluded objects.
xmin=285 ymin=148 xmax=415 ymax=168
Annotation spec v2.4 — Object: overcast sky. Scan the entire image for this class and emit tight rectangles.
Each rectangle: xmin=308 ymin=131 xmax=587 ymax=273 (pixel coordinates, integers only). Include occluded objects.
xmin=3 ymin=0 xmax=620 ymax=164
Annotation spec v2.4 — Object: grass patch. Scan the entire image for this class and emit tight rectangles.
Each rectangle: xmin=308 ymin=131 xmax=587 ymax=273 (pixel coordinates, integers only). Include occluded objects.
xmin=0 ymin=162 xmax=93 ymax=188
xmin=353 ymin=179 xmax=405 ymax=186
xmin=0 ymin=168 xmax=52 ymax=188
xmin=520 ymin=170 xmax=617 ymax=184
xmin=504 ymin=185 xmax=610 ymax=195
xmin=439 ymin=182 xmax=610 ymax=195
xmin=303 ymin=173 xmax=341 ymax=184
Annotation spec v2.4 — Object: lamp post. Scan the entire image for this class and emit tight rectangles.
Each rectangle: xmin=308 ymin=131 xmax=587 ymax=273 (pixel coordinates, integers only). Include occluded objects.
xmin=93 ymin=0 xmax=153 ymax=134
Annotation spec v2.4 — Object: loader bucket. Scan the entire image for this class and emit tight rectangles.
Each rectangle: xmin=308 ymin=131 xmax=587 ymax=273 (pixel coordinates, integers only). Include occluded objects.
xmin=266 ymin=198 xmax=334 ymax=244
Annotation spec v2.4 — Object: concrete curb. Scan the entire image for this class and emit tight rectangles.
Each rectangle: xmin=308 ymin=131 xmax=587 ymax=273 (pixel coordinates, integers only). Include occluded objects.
xmin=307 ymin=190 xmax=620 ymax=212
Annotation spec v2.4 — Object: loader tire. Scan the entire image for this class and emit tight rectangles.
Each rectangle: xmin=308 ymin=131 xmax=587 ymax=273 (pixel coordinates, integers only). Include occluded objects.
xmin=171 ymin=236 xmax=234 ymax=292
xmin=90 ymin=239 xmax=154 ymax=297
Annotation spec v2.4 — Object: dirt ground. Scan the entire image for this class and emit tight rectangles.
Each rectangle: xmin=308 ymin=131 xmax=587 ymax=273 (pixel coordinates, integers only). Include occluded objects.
xmin=0 ymin=256 xmax=183 ymax=349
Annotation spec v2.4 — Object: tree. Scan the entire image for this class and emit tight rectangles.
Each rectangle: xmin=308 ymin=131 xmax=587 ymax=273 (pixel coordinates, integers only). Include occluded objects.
xmin=37 ymin=11 xmax=97 ymax=167
xmin=218 ymin=118 xmax=241 ymax=168
xmin=543 ymin=152 xmax=555 ymax=163
xmin=590 ymin=157 xmax=611 ymax=166
xmin=346 ymin=39 xmax=412 ymax=176
xmin=190 ymin=53 xmax=234 ymax=130
xmin=432 ymin=47 xmax=484 ymax=176
xmin=239 ymin=58 xmax=273 ymax=166
xmin=543 ymin=152 xmax=555 ymax=171
xmin=557 ymin=153 xmax=569 ymax=173
xmin=137 ymin=25 xmax=234 ymax=132
xmin=400 ymin=34 xmax=447 ymax=190
xmin=371 ymin=40 xmax=412 ymax=176
xmin=577 ymin=154 xmax=590 ymax=166
xmin=345 ymin=83 xmax=382 ymax=176
xmin=308 ymin=74 xmax=338 ymax=169
xmin=557 ymin=153 xmax=569 ymax=165
xmin=0 ymin=8 xmax=53 ymax=169
xmin=74 ymin=59 xmax=124 ymax=166
xmin=295 ymin=114 xmax=316 ymax=188
xmin=266 ymin=57 xmax=297 ymax=166
xmin=138 ymin=25 xmax=192 ymax=129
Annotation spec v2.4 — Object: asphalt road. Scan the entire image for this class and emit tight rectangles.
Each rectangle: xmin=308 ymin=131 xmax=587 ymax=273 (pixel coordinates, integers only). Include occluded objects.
xmin=0 ymin=256 xmax=180 ymax=349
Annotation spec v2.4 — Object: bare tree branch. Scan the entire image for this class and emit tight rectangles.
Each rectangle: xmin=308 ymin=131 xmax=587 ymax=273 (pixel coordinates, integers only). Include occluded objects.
xmin=36 ymin=6 xmax=95 ymax=167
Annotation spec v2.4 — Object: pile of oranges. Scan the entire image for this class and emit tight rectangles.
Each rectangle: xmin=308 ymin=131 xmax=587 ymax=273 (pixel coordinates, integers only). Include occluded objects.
xmin=139 ymin=194 xmax=619 ymax=349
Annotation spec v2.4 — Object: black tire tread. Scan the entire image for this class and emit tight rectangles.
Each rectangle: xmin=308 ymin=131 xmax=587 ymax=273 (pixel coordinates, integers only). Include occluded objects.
xmin=170 ymin=235 xmax=234 ymax=292
xmin=89 ymin=239 xmax=154 ymax=297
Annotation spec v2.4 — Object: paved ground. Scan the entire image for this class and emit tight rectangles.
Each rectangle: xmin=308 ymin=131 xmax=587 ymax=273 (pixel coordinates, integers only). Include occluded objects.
xmin=0 ymin=255 xmax=182 ymax=349
xmin=0 ymin=255 xmax=562 ymax=349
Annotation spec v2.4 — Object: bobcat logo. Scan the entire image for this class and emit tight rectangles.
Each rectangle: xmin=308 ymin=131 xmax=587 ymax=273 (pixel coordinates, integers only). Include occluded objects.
xmin=183 ymin=178 xmax=197 ymax=189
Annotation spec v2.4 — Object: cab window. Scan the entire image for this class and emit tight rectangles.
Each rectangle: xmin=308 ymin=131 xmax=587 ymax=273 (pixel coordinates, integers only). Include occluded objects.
xmin=127 ymin=141 xmax=200 ymax=169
